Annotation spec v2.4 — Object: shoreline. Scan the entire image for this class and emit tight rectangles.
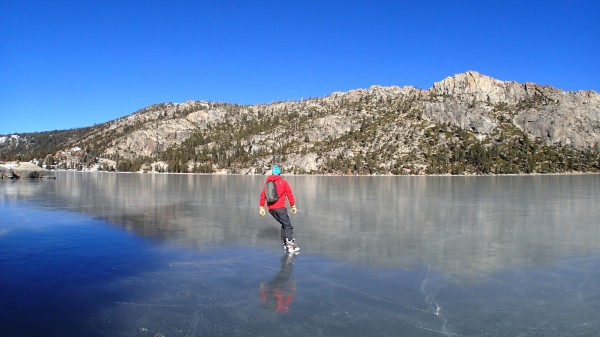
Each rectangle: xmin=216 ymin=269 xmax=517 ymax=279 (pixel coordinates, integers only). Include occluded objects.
xmin=2 ymin=161 xmax=598 ymax=178
xmin=47 ymin=168 xmax=600 ymax=177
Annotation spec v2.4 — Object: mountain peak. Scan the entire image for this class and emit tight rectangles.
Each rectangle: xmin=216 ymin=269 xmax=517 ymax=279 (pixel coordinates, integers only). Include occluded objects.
xmin=427 ymin=70 xmax=528 ymax=104
xmin=430 ymin=71 xmax=506 ymax=95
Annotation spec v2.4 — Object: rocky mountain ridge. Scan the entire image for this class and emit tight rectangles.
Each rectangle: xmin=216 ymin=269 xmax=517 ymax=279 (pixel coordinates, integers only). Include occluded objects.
xmin=429 ymin=71 xmax=600 ymax=150
xmin=2 ymin=71 xmax=599 ymax=175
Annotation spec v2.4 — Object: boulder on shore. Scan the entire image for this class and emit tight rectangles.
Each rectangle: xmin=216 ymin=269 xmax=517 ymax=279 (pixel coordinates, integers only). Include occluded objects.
xmin=0 ymin=162 xmax=53 ymax=179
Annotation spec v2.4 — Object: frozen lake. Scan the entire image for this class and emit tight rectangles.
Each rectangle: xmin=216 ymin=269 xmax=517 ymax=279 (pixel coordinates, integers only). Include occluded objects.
xmin=1 ymin=172 xmax=600 ymax=337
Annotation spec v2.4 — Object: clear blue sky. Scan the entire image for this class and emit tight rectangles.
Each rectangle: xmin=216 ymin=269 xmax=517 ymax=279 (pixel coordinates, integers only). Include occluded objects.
xmin=1 ymin=0 xmax=598 ymax=134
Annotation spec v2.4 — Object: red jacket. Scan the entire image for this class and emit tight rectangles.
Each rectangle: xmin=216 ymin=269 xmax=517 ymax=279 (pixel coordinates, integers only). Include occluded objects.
xmin=259 ymin=175 xmax=295 ymax=210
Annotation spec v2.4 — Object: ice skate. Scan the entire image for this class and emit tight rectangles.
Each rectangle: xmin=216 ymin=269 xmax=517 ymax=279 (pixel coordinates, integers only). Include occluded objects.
xmin=284 ymin=238 xmax=301 ymax=254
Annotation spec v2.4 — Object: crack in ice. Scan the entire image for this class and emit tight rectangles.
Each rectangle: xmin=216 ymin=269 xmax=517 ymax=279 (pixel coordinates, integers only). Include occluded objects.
xmin=420 ymin=265 xmax=458 ymax=337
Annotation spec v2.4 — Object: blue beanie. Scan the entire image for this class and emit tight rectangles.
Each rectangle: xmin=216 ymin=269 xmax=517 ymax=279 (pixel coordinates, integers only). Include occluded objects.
xmin=272 ymin=165 xmax=281 ymax=175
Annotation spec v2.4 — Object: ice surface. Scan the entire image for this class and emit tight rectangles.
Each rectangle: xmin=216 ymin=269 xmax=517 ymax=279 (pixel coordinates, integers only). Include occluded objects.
xmin=1 ymin=173 xmax=600 ymax=336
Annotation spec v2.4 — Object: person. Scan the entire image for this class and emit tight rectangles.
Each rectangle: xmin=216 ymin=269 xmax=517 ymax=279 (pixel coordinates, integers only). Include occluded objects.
xmin=259 ymin=165 xmax=300 ymax=253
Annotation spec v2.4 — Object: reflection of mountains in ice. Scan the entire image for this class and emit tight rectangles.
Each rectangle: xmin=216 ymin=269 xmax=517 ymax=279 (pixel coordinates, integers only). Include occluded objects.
xmin=4 ymin=172 xmax=600 ymax=279
xmin=298 ymin=175 xmax=600 ymax=279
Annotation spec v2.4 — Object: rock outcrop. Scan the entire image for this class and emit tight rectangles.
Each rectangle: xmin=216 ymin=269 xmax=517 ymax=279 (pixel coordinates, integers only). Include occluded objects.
xmin=0 ymin=162 xmax=52 ymax=179
xmin=427 ymin=71 xmax=600 ymax=149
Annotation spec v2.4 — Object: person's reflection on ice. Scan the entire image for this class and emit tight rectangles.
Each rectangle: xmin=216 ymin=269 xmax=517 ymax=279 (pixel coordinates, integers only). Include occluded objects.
xmin=259 ymin=254 xmax=297 ymax=314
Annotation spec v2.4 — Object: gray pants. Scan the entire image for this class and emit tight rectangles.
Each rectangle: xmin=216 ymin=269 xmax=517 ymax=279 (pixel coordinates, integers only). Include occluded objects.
xmin=269 ymin=207 xmax=294 ymax=241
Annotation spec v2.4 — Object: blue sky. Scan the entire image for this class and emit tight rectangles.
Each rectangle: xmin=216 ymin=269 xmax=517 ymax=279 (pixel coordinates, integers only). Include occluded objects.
xmin=1 ymin=0 xmax=598 ymax=134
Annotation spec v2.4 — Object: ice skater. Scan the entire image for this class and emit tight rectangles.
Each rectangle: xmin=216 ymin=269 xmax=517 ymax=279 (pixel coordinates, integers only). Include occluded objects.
xmin=259 ymin=165 xmax=300 ymax=254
